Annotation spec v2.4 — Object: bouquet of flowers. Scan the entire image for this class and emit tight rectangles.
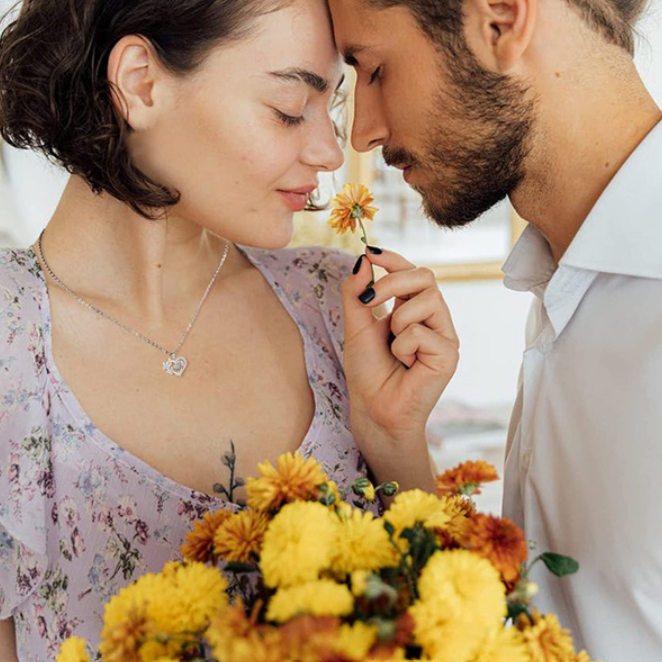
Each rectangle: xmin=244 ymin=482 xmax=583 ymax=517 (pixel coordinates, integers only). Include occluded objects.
xmin=57 ymin=452 xmax=597 ymax=662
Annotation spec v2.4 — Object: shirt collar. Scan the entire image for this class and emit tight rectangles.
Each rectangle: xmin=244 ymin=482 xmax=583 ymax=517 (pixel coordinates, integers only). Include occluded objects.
xmin=504 ymin=118 xmax=662 ymax=291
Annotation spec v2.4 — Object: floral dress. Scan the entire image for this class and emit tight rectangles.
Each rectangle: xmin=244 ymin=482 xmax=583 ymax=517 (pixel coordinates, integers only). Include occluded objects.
xmin=0 ymin=244 xmax=377 ymax=661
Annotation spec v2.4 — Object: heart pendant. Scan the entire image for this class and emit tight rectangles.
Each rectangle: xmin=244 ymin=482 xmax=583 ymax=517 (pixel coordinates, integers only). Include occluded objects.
xmin=163 ymin=355 xmax=188 ymax=377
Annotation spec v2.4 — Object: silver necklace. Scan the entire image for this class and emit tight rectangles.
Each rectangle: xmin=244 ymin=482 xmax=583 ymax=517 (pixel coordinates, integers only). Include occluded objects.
xmin=36 ymin=230 xmax=230 ymax=377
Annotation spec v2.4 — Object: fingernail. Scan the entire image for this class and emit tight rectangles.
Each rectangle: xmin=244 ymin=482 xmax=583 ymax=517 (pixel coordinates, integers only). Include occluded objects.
xmin=388 ymin=331 xmax=396 ymax=346
xmin=352 ymin=254 xmax=364 ymax=275
xmin=367 ymin=245 xmax=383 ymax=255
xmin=358 ymin=287 xmax=376 ymax=304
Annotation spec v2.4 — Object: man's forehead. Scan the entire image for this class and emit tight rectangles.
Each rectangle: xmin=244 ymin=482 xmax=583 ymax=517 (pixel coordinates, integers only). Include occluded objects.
xmin=328 ymin=0 xmax=388 ymax=53
xmin=329 ymin=0 xmax=420 ymax=48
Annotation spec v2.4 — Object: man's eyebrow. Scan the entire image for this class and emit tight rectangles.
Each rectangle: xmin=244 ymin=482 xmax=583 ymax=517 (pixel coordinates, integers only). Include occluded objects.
xmin=268 ymin=68 xmax=330 ymax=93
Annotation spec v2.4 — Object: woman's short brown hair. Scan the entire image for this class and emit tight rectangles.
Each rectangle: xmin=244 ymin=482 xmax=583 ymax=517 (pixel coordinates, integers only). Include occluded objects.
xmin=0 ymin=0 xmax=290 ymax=218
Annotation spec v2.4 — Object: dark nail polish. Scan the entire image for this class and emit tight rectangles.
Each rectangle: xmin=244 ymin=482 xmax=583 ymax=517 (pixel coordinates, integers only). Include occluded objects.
xmin=358 ymin=287 xmax=376 ymax=304
xmin=367 ymin=245 xmax=383 ymax=255
xmin=388 ymin=331 xmax=396 ymax=346
xmin=352 ymin=254 xmax=364 ymax=275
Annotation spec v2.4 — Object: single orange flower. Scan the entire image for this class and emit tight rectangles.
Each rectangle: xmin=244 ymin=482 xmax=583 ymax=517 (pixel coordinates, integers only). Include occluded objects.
xmin=462 ymin=513 xmax=528 ymax=584
xmin=246 ymin=452 xmax=329 ymax=513
xmin=436 ymin=460 xmax=499 ymax=497
xmin=328 ymin=183 xmax=378 ymax=236
xmin=181 ymin=509 xmax=233 ymax=563
xmin=213 ymin=511 xmax=269 ymax=563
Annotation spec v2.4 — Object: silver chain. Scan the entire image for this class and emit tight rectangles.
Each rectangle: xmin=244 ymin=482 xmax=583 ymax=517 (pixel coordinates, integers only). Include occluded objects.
xmin=36 ymin=229 xmax=230 ymax=375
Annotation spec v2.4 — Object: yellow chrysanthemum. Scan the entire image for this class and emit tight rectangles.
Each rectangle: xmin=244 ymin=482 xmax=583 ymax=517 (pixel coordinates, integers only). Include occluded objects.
xmin=409 ymin=550 xmax=506 ymax=661
xmin=334 ymin=621 xmax=380 ymax=660
xmin=56 ymin=637 xmax=90 ymax=662
xmin=266 ymin=579 xmax=354 ymax=623
xmin=100 ymin=562 xmax=227 ymax=661
xmin=246 ymin=452 xmax=328 ymax=513
xmin=517 ymin=610 xmax=578 ymax=662
xmin=99 ymin=584 xmax=152 ymax=662
xmin=214 ymin=510 xmax=269 ymax=563
xmin=330 ymin=509 xmax=397 ymax=574
xmin=260 ymin=501 xmax=340 ymax=588
xmin=181 ymin=509 xmax=233 ymax=563
xmin=472 ymin=627 xmax=530 ymax=662
xmin=148 ymin=562 xmax=228 ymax=635
xmin=328 ymin=183 xmax=378 ymax=235
xmin=384 ymin=489 xmax=452 ymax=540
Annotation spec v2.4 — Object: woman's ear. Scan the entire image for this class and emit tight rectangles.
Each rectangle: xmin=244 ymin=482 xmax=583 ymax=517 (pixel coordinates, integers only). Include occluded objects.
xmin=107 ymin=35 xmax=163 ymax=130
xmin=463 ymin=0 xmax=537 ymax=73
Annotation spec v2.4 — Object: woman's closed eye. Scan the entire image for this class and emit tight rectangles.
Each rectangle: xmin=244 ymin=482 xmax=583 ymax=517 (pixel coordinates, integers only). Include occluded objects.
xmin=273 ymin=108 xmax=305 ymax=126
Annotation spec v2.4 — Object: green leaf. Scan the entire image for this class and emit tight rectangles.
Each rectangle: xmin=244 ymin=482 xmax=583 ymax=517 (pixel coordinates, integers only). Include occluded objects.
xmin=384 ymin=521 xmax=395 ymax=537
xmin=539 ymin=552 xmax=579 ymax=577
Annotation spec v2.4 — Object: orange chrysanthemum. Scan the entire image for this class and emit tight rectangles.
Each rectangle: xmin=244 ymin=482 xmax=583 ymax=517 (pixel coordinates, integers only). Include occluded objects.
xmin=246 ymin=452 xmax=329 ymax=513
xmin=214 ymin=511 xmax=269 ymax=563
xmin=517 ymin=610 xmax=578 ymax=661
xmin=436 ymin=460 xmax=499 ymax=497
xmin=328 ymin=183 xmax=378 ymax=235
xmin=181 ymin=509 xmax=233 ymax=563
xmin=462 ymin=513 xmax=528 ymax=584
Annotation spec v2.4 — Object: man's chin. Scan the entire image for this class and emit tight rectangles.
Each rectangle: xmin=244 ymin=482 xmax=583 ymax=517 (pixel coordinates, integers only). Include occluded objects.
xmin=420 ymin=193 xmax=478 ymax=230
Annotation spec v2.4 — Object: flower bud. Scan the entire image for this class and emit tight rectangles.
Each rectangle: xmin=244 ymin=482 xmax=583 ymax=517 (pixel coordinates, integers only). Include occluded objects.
xmin=379 ymin=481 xmax=399 ymax=497
xmin=352 ymin=477 xmax=376 ymax=500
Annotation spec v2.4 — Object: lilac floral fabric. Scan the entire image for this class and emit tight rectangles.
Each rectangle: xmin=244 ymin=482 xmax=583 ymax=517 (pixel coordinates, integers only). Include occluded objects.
xmin=0 ymin=244 xmax=376 ymax=661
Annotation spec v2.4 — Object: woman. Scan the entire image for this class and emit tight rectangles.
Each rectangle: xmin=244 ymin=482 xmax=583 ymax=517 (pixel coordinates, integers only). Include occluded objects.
xmin=0 ymin=0 xmax=459 ymax=658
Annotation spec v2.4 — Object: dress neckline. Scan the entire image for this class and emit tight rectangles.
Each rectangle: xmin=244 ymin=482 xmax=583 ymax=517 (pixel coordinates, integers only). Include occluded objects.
xmin=26 ymin=245 xmax=323 ymax=505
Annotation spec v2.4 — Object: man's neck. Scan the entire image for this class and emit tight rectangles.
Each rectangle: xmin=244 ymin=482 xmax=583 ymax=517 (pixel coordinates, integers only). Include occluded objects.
xmin=510 ymin=48 xmax=661 ymax=263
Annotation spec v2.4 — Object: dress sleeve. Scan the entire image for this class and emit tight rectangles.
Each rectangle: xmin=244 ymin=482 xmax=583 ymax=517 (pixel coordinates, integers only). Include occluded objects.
xmin=0 ymin=258 xmax=51 ymax=618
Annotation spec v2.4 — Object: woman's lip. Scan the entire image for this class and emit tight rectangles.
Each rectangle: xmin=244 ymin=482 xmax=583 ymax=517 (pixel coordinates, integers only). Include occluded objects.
xmin=278 ymin=190 xmax=309 ymax=212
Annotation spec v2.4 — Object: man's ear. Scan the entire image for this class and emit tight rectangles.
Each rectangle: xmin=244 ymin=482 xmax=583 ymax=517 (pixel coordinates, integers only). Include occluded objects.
xmin=463 ymin=0 xmax=536 ymax=72
xmin=107 ymin=35 xmax=164 ymax=130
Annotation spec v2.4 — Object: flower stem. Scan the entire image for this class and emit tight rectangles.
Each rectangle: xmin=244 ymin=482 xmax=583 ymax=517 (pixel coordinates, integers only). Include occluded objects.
xmin=358 ymin=218 xmax=376 ymax=286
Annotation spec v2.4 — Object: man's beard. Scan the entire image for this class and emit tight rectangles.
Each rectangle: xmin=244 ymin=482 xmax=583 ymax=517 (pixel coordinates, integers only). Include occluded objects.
xmin=383 ymin=46 xmax=535 ymax=229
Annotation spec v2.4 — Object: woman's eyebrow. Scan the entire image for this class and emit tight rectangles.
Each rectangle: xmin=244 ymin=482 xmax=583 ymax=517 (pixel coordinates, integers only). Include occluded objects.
xmin=267 ymin=68 xmax=331 ymax=93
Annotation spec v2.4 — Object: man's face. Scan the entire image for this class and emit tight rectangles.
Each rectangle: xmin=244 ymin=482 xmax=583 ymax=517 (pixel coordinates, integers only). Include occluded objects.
xmin=328 ymin=0 xmax=534 ymax=228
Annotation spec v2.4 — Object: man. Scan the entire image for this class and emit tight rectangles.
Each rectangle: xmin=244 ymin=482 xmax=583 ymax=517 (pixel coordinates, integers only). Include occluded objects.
xmin=328 ymin=0 xmax=662 ymax=659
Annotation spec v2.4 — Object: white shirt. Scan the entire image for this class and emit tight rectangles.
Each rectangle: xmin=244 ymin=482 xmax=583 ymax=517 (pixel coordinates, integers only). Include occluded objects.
xmin=502 ymin=119 xmax=662 ymax=662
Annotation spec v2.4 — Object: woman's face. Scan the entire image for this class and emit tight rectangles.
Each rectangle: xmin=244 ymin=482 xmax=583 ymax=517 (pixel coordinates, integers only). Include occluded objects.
xmin=131 ymin=0 xmax=345 ymax=248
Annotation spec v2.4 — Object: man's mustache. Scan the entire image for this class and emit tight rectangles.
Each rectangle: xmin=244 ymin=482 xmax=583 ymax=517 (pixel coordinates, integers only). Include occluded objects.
xmin=382 ymin=146 xmax=419 ymax=169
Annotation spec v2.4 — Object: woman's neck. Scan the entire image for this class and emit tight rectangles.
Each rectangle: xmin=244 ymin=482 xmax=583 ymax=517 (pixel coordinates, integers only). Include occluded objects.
xmin=38 ymin=175 xmax=241 ymax=322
